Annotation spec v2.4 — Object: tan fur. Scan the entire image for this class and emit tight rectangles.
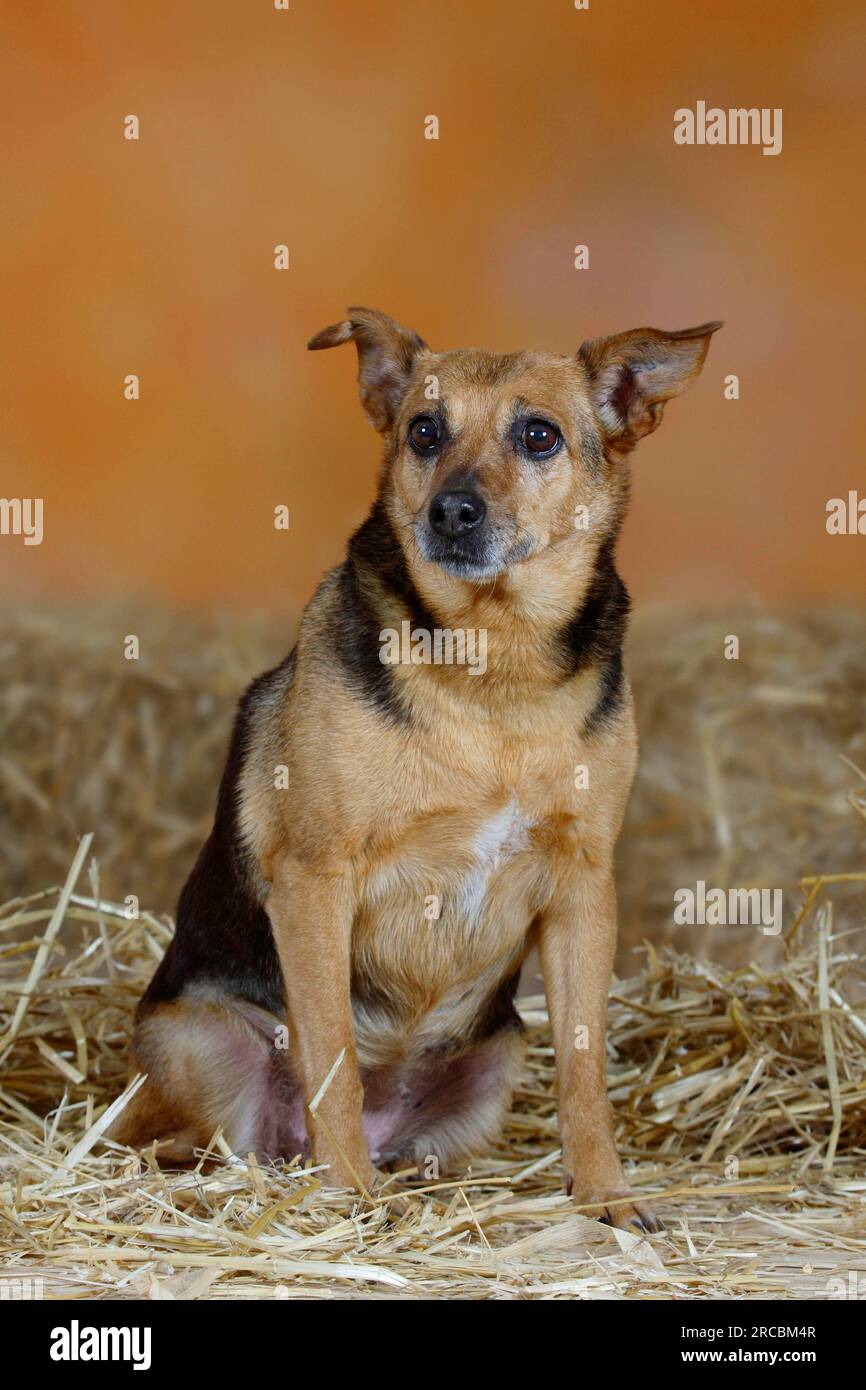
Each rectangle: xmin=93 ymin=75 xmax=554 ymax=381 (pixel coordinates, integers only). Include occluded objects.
xmin=115 ymin=308 xmax=719 ymax=1230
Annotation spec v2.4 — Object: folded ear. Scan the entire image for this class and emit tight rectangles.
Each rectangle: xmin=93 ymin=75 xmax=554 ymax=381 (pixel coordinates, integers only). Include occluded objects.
xmin=308 ymin=307 xmax=428 ymax=432
xmin=578 ymin=321 xmax=722 ymax=451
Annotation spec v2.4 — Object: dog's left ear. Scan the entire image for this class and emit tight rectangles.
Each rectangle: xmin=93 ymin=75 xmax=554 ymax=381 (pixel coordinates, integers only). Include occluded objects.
xmin=578 ymin=321 xmax=722 ymax=452
xmin=308 ymin=307 xmax=428 ymax=432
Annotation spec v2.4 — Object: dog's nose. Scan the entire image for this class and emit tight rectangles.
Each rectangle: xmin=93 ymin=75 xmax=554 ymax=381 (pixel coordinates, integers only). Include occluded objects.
xmin=428 ymin=490 xmax=487 ymax=539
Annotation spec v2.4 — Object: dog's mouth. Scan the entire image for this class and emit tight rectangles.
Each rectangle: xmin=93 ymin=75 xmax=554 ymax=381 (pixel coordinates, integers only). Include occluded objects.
xmin=415 ymin=525 xmax=536 ymax=580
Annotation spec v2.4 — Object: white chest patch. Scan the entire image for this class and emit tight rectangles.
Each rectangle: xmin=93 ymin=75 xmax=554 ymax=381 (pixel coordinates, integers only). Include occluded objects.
xmin=458 ymin=798 xmax=534 ymax=920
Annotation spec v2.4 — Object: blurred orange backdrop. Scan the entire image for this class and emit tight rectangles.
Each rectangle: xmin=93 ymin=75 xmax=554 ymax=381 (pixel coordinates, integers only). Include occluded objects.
xmin=1 ymin=0 xmax=864 ymax=614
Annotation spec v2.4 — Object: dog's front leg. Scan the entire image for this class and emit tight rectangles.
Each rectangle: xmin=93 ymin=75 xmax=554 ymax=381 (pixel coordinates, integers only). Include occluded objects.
xmin=267 ymin=856 xmax=375 ymax=1193
xmin=538 ymin=866 xmax=661 ymax=1232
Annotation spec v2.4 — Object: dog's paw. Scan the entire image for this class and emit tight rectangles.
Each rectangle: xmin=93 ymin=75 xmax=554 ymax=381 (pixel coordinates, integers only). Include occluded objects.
xmin=601 ymin=1197 xmax=663 ymax=1235
xmin=570 ymin=1185 xmax=663 ymax=1234
xmin=316 ymin=1152 xmax=379 ymax=1196
xmin=362 ymin=1170 xmax=416 ymax=1224
xmin=373 ymin=1189 xmax=414 ymax=1222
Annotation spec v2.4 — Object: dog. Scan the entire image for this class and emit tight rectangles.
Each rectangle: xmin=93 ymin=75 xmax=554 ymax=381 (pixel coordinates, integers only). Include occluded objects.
xmin=112 ymin=307 xmax=719 ymax=1230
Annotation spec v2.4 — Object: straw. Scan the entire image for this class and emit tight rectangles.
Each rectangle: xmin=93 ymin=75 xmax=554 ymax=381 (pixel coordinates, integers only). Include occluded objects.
xmin=1 ymin=849 xmax=863 ymax=1300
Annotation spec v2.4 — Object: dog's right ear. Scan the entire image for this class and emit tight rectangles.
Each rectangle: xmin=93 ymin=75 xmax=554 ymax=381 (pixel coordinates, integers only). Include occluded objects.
xmin=308 ymin=307 xmax=428 ymax=433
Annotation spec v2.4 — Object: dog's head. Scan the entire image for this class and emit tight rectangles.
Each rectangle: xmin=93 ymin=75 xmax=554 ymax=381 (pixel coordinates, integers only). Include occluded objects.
xmin=309 ymin=308 xmax=720 ymax=584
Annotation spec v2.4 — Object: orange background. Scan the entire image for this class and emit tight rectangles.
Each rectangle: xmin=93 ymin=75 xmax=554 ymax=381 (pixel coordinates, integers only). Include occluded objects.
xmin=2 ymin=0 xmax=863 ymax=614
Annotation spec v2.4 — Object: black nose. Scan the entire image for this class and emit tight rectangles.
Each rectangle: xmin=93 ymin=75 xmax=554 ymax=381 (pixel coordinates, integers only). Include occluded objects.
xmin=428 ymin=490 xmax=487 ymax=539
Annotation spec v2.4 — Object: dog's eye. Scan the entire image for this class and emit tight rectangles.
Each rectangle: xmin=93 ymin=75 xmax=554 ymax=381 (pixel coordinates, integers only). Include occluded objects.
xmin=408 ymin=416 xmax=441 ymax=452
xmin=521 ymin=420 xmax=561 ymax=455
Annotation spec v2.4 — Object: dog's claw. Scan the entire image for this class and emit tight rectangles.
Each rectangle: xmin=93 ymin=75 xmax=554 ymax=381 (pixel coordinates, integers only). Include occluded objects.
xmin=629 ymin=1207 xmax=664 ymax=1235
xmin=575 ymin=1187 xmax=663 ymax=1234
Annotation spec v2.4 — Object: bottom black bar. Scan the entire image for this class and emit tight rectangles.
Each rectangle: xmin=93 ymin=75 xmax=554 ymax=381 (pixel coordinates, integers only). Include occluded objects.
xmin=0 ymin=1293 xmax=855 ymax=1373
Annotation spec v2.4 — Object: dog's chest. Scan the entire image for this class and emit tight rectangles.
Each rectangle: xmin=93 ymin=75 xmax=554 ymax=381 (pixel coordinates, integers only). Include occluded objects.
xmin=354 ymin=795 xmax=543 ymax=1000
xmin=362 ymin=794 xmax=536 ymax=916
xmin=455 ymin=797 xmax=534 ymax=914
xmin=351 ymin=795 xmax=543 ymax=1061
xmin=343 ymin=688 xmax=606 ymax=1058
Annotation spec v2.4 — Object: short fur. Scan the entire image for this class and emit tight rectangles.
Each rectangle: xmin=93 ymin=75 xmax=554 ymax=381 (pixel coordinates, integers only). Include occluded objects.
xmin=112 ymin=307 xmax=720 ymax=1228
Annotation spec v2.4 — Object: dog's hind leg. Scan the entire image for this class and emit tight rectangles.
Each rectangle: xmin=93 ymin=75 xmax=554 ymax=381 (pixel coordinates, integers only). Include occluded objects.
xmin=363 ymin=1029 xmax=526 ymax=1175
xmin=107 ymin=991 xmax=306 ymax=1163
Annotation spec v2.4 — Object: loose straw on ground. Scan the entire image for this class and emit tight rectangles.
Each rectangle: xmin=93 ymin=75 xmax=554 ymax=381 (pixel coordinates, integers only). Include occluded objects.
xmin=1 ymin=840 xmax=864 ymax=1300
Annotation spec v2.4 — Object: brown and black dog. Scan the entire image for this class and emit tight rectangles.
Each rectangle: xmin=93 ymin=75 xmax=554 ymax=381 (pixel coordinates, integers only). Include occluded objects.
xmin=112 ymin=308 xmax=719 ymax=1230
